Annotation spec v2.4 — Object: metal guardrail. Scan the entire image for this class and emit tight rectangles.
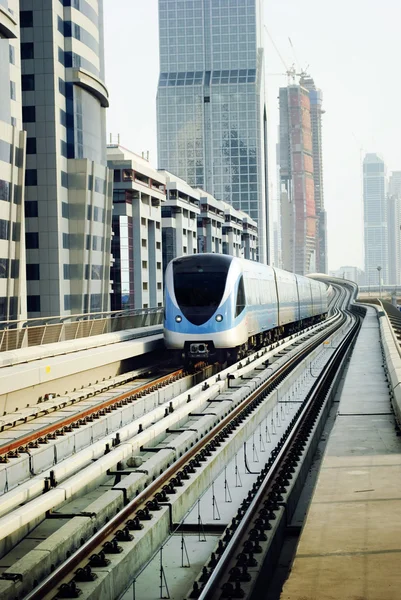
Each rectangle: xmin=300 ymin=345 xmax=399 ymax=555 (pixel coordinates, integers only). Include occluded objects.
xmin=0 ymin=308 xmax=163 ymax=353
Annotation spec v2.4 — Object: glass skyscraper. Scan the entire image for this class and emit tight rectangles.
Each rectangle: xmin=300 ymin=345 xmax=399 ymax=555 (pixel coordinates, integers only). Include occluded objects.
xmin=363 ymin=153 xmax=388 ymax=286
xmin=157 ymin=0 xmax=269 ymax=263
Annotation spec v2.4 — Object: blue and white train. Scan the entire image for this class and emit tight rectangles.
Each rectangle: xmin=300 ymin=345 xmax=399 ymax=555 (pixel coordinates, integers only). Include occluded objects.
xmin=164 ymin=254 xmax=327 ymax=366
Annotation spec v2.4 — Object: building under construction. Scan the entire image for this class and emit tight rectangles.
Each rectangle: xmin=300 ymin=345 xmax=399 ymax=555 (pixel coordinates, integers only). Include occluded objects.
xmin=279 ymin=80 xmax=318 ymax=275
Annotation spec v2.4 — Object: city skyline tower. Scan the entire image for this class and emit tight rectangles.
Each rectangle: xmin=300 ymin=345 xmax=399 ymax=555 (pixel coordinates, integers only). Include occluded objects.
xmin=156 ymin=0 xmax=269 ymax=263
xmin=302 ymin=77 xmax=327 ymax=273
xmin=363 ymin=153 xmax=388 ymax=287
xmin=20 ymin=0 xmax=112 ymax=317
xmin=279 ymin=82 xmax=316 ymax=275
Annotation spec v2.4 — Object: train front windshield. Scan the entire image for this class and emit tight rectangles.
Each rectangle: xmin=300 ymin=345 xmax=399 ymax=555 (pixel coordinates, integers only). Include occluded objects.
xmin=173 ymin=255 xmax=233 ymax=325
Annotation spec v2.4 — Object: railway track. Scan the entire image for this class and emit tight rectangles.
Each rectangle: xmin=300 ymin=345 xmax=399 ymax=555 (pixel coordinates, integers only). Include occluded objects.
xmin=9 ymin=286 xmax=353 ymax=600
xmin=0 ymin=367 xmax=186 ymax=459
xmin=193 ymin=305 xmax=361 ymax=599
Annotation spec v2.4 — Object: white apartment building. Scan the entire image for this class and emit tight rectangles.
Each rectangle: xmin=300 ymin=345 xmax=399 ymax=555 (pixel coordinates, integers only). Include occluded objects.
xmin=108 ymin=145 xmax=165 ymax=310
xmin=20 ymin=0 xmax=112 ymax=316
xmin=160 ymin=171 xmax=200 ymax=271
xmin=222 ymin=201 xmax=243 ymax=258
xmin=197 ymin=190 xmax=224 ymax=254
xmin=0 ymin=0 xmax=27 ymax=322
xmin=241 ymin=212 xmax=258 ymax=261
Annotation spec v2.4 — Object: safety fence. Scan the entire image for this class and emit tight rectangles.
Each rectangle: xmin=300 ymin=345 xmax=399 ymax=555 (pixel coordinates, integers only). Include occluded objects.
xmin=0 ymin=307 xmax=163 ymax=353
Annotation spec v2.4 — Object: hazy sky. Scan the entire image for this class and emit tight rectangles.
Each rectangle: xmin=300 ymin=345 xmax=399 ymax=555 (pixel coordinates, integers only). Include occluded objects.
xmin=104 ymin=0 xmax=401 ymax=271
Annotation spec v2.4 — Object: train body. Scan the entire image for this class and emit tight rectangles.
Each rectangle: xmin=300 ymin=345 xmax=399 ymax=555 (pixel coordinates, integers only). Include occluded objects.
xmin=164 ymin=254 xmax=327 ymax=365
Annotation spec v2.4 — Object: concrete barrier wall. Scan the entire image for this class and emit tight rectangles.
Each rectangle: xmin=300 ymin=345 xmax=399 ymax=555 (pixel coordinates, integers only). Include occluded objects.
xmin=378 ymin=309 xmax=401 ymax=427
xmin=0 ymin=332 xmax=163 ymax=414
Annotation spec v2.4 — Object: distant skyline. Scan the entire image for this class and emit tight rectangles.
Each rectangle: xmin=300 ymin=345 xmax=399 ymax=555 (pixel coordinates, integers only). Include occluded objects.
xmin=104 ymin=0 xmax=401 ymax=271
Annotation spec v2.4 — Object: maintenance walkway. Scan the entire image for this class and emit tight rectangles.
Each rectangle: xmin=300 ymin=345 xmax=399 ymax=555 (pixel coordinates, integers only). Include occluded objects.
xmin=281 ymin=305 xmax=401 ymax=600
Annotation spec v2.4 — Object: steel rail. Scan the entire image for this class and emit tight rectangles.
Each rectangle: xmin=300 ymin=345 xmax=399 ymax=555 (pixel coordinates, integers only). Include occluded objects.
xmin=198 ymin=309 xmax=360 ymax=598
xmin=0 ymin=369 xmax=184 ymax=457
xmin=25 ymin=307 xmax=347 ymax=600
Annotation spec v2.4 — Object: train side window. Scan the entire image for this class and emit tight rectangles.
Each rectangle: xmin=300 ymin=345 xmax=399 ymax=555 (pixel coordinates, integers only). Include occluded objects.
xmin=236 ymin=276 xmax=246 ymax=316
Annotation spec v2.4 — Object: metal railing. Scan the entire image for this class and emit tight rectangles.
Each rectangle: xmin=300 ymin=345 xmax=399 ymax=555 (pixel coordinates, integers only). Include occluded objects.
xmin=0 ymin=307 xmax=163 ymax=353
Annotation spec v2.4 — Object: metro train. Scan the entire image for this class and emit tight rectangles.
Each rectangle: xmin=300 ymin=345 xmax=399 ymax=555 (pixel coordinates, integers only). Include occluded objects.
xmin=164 ymin=254 xmax=328 ymax=366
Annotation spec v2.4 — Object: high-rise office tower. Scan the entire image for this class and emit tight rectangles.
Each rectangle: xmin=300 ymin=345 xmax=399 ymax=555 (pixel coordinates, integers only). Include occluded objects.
xmin=363 ymin=153 xmax=388 ymax=286
xmin=156 ymin=0 xmax=269 ymax=263
xmin=387 ymin=171 xmax=401 ymax=285
xmin=279 ymin=82 xmax=316 ymax=275
xmin=20 ymin=0 xmax=112 ymax=317
xmin=302 ymin=77 xmax=327 ymax=273
xmin=0 ymin=0 xmax=27 ymax=322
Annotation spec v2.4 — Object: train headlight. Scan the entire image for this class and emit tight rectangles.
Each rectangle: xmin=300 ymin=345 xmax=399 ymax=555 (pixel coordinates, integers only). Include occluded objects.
xmin=175 ymin=315 xmax=182 ymax=323
xmin=215 ymin=314 xmax=223 ymax=322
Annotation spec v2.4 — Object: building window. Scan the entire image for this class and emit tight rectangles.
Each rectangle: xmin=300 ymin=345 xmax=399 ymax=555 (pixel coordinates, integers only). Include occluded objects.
xmin=58 ymin=78 xmax=66 ymax=96
xmin=15 ymin=147 xmax=23 ymax=167
xmin=157 ymin=262 xmax=161 ymax=270
xmin=0 ymin=220 xmax=9 ymax=240
xmin=91 ymin=265 xmax=102 ymax=279
xmin=157 ymin=282 xmax=162 ymax=290
xmin=12 ymin=222 xmax=20 ymax=242
xmin=61 ymin=140 xmax=68 ymax=157
xmin=22 ymin=74 xmax=35 ymax=91
xmin=141 ymin=239 xmax=147 ymax=248
xmin=22 ymin=106 xmax=36 ymax=122
xmin=113 ymin=170 xmax=121 ymax=183
xmin=143 ymin=282 xmax=148 ymax=290
xmin=0 ymin=180 xmax=10 ymax=202
xmin=141 ymin=217 xmax=146 ymax=226
xmin=10 ymin=117 xmax=16 ymax=127
xmin=25 ymin=170 xmax=37 ymax=186
xmin=0 ymin=258 xmax=8 ymax=278
xmin=156 ymin=242 xmax=161 ymax=249
xmin=62 ymin=202 xmax=69 ymax=218
xmin=143 ymin=303 xmax=148 ymax=308
xmin=122 ymin=169 xmax=133 ymax=182
xmin=156 ymin=222 xmax=160 ymax=229
xmin=94 ymin=177 xmax=105 ymax=194
xmin=27 ymin=295 xmax=41 ymax=312
xmin=9 ymin=45 xmax=15 ymax=65
xmin=20 ymin=11 xmax=34 ymax=27
xmin=10 ymin=81 xmax=16 ymax=100
xmin=11 ymin=259 xmax=19 ymax=278
xmin=61 ymin=171 xmax=68 ymax=188
xmin=142 ymin=260 xmax=147 ymax=269
xmin=26 ymin=295 xmax=41 ymax=314
xmin=25 ymin=201 xmax=38 ymax=217
xmin=21 ymin=42 xmax=34 ymax=59
xmin=26 ymin=264 xmax=40 ymax=280
xmin=63 ymin=233 xmax=70 ymax=249
xmin=25 ymin=232 xmax=39 ymax=248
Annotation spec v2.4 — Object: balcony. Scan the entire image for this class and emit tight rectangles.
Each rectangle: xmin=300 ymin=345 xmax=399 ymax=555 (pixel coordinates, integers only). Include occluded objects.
xmin=0 ymin=6 xmax=17 ymax=38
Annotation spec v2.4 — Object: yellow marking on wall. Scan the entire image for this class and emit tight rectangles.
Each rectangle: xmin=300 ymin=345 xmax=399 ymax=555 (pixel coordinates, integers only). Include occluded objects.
xmin=45 ymin=366 xmax=51 ymax=374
